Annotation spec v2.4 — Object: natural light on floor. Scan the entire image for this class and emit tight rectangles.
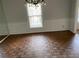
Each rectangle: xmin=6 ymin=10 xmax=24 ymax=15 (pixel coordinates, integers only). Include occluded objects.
xmin=26 ymin=3 xmax=43 ymax=28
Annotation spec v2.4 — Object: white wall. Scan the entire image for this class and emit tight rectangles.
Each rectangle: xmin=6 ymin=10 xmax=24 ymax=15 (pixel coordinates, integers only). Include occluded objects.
xmin=70 ymin=0 xmax=79 ymax=33
xmin=77 ymin=23 xmax=79 ymax=30
xmin=2 ymin=0 xmax=72 ymax=34
xmin=69 ymin=0 xmax=76 ymax=33
xmin=0 ymin=0 xmax=8 ymax=35
xmin=76 ymin=0 xmax=79 ymax=30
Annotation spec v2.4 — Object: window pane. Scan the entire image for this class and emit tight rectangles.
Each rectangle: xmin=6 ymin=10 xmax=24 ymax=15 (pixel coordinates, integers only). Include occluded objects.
xmin=29 ymin=16 xmax=43 ymax=28
xmin=27 ymin=3 xmax=42 ymax=16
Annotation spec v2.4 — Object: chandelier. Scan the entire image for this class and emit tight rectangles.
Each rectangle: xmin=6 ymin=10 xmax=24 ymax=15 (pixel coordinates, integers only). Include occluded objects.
xmin=25 ymin=0 xmax=46 ymax=6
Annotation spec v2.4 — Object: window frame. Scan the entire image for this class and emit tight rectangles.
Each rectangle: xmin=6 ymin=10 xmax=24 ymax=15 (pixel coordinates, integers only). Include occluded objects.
xmin=26 ymin=3 xmax=43 ymax=29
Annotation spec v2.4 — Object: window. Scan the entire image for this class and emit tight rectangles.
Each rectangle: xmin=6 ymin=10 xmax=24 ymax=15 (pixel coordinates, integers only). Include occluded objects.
xmin=26 ymin=3 xmax=43 ymax=28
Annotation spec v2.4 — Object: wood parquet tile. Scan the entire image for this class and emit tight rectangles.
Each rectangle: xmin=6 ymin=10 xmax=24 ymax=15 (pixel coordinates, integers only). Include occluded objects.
xmin=0 ymin=30 xmax=79 ymax=58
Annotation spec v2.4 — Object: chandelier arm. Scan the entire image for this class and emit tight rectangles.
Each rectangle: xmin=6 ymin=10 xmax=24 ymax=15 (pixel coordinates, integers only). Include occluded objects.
xmin=32 ymin=0 xmax=40 ymax=5
xmin=37 ymin=0 xmax=41 ymax=4
xmin=25 ymin=0 xmax=45 ymax=5
xmin=25 ymin=0 xmax=31 ymax=3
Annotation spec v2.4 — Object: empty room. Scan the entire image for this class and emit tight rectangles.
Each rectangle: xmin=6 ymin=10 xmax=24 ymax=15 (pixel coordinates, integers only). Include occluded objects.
xmin=0 ymin=0 xmax=79 ymax=58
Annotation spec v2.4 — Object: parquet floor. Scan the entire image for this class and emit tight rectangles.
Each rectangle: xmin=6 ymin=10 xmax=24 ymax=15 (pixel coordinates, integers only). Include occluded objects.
xmin=0 ymin=30 xmax=79 ymax=58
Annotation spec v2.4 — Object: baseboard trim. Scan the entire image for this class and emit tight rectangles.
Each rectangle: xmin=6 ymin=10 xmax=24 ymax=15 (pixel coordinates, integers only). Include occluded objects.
xmin=0 ymin=35 xmax=9 ymax=43
xmin=9 ymin=30 xmax=74 ymax=36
